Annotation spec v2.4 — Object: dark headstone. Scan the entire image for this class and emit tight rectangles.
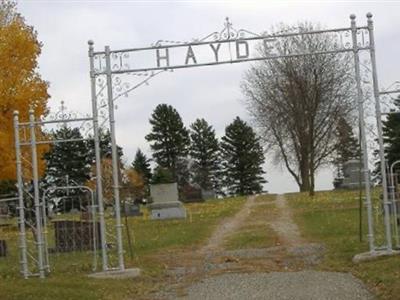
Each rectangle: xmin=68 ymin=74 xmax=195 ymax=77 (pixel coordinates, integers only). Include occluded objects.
xmin=53 ymin=220 xmax=100 ymax=253
xmin=181 ymin=184 xmax=203 ymax=203
xmin=122 ymin=203 xmax=142 ymax=217
xmin=0 ymin=204 xmax=8 ymax=215
xmin=0 ymin=240 xmax=7 ymax=257
xmin=340 ymin=160 xmax=366 ymax=189
xmin=201 ymin=189 xmax=216 ymax=200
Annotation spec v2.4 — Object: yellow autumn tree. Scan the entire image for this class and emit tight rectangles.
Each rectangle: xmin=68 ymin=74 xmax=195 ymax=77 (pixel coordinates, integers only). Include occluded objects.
xmin=0 ymin=0 xmax=49 ymax=180
xmin=123 ymin=168 xmax=145 ymax=200
xmin=87 ymin=159 xmax=145 ymax=206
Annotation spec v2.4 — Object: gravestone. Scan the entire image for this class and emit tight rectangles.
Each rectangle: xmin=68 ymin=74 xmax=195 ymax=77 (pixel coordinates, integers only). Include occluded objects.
xmin=149 ymin=183 xmax=186 ymax=220
xmin=181 ymin=184 xmax=203 ymax=203
xmin=201 ymin=189 xmax=216 ymax=200
xmin=0 ymin=204 xmax=8 ymax=216
xmin=341 ymin=159 xmax=366 ymax=189
xmin=123 ymin=203 xmax=142 ymax=217
xmin=53 ymin=220 xmax=100 ymax=252
xmin=117 ymin=199 xmax=142 ymax=217
xmin=0 ymin=240 xmax=7 ymax=257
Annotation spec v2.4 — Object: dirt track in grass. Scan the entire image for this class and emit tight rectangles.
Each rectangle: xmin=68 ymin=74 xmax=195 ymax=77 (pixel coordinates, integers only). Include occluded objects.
xmin=153 ymin=194 xmax=373 ymax=300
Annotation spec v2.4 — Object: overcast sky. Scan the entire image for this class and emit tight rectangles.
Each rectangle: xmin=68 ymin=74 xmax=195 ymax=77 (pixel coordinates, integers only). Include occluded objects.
xmin=17 ymin=0 xmax=400 ymax=193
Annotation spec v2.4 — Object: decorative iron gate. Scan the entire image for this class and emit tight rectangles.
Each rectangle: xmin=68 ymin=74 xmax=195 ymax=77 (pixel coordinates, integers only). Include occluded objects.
xmin=14 ymin=12 xmax=398 ymax=278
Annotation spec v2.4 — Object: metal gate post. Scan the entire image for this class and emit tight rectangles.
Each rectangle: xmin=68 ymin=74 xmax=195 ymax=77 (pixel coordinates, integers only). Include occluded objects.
xmin=88 ymin=40 xmax=108 ymax=271
xmin=350 ymin=14 xmax=375 ymax=251
xmin=104 ymin=45 xmax=125 ymax=270
xmin=29 ymin=108 xmax=46 ymax=278
xmin=389 ymin=160 xmax=400 ymax=248
xmin=13 ymin=111 xmax=29 ymax=278
xmin=367 ymin=13 xmax=392 ymax=250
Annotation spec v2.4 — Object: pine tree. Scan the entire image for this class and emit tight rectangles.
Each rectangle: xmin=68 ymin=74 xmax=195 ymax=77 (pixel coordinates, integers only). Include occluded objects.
xmin=221 ymin=117 xmax=266 ymax=196
xmin=333 ymin=117 xmax=360 ymax=187
xmin=145 ymin=104 xmax=190 ymax=187
xmin=151 ymin=166 xmax=175 ymax=185
xmin=132 ymin=149 xmax=152 ymax=185
xmin=374 ymin=96 xmax=400 ymax=180
xmin=189 ymin=118 xmax=221 ymax=193
xmin=87 ymin=128 xmax=123 ymax=162
xmin=42 ymin=126 xmax=91 ymax=211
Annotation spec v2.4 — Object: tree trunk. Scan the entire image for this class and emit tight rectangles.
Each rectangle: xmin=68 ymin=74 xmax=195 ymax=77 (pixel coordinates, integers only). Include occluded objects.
xmin=299 ymin=155 xmax=311 ymax=193
xmin=309 ymin=171 xmax=315 ymax=196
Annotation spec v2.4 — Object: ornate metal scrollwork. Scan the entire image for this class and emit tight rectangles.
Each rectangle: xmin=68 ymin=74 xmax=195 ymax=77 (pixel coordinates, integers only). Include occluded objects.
xmin=356 ymin=28 xmax=370 ymax=48
xmin=44 ymin=101 xmax=78 ymax=125
xmin=153 ymin=17 xmax=261 ymax=48
xmin=42 ymin=100 xmax=94 ymax=137
xmin=94 ymin=53 xmax=106 ymax=73
xmin=380 ymin=81 xmax=400 ymax=104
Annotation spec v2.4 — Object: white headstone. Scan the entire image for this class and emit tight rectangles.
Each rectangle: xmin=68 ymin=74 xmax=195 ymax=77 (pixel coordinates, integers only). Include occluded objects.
xmin=150 ymin=183 xmax=179 ymax=204
xmin=149 ymin=183 xmax=186 ymax=220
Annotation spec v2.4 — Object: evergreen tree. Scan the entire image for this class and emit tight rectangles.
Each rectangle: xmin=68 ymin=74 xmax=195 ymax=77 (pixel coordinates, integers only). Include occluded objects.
xmin=332 ymin=117 xmax=360 ymax=187
xmin=151 ymin=166 xmax=175 ymax=185
xmin=374 ymin=96 xmax=400 ymax=180
xmin=189 ymin=118 xmax=221 ymax=193
xmin=132 ymin=148 xmax=152 ymax=184
xmin=220 ymin=117 xmax=266 ymax=196
xmin=145 ymin=104 xmax=190 ymax=187
xmin=87 ymin=128 xmax=123 ymax=161
xmin=42 ymin=126 xmax=91 ymax=211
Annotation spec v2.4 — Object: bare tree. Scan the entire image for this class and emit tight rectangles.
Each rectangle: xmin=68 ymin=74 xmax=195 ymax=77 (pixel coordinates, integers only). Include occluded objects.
xmin=242 ymin=22 xmax=355 ymax=195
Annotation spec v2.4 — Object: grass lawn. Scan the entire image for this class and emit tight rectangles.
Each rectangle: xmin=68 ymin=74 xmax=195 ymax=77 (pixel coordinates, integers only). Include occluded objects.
xmin=0 ymin=196 xmax=245 ymax=300
xmin=286 ymin=189 xmax=400 ymax=300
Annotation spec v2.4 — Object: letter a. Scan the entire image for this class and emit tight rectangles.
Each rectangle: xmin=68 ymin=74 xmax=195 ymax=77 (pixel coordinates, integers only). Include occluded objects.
xmin=185 ymin=45 xmax=197 ymax=65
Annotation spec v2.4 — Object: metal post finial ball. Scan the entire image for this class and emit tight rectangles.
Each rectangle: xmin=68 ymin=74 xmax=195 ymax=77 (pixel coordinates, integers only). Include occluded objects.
xmin=350 ymin=14 xmax=356 ymax=20
xmin=13 ymin=110 xmax=19 ymax=116
xmin=367 ymin=12 xmax=373 ymax=19
xmin=88 ymin=40 xmax=94 ymax=46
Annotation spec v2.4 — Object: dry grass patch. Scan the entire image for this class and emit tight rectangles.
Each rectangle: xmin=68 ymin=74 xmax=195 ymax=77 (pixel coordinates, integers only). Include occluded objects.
xmin=286 ymin=189 xmax=400 ymax=300
xmin=0 ymin=197 xmax=246 ymax=300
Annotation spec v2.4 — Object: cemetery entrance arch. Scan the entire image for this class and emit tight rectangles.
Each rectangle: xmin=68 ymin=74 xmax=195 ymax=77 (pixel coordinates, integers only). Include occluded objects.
xmin=89 ymin=13 xmax=392 ymax=259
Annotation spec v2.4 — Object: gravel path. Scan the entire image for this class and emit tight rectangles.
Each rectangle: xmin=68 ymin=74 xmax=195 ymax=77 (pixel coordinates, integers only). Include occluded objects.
xmin=179 ymin=271 xmax=374 ymax=300
xmin=200 ymin=195 xmax=256 ymax=253
xmin=270 ymin=194 xmax=303 ymax=245
xmin=156 ymin=194 xmax=374 ymax=300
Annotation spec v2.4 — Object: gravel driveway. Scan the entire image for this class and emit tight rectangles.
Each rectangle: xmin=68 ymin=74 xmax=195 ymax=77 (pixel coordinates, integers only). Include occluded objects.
xmin=178 ymin=271 xmax=374 ymax=300
xmin=156 ymin=195 xmax=374 ymax=300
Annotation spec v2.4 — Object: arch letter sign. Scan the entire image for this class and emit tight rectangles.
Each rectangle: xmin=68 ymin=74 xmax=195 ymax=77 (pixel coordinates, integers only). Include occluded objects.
xmin=91 ymin=17 xmax=370 ymax=75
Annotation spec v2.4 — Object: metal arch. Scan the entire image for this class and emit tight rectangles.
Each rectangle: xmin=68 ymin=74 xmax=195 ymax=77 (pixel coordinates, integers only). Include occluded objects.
xmin=94 ymin=26 xmax=362 ymax=56
xmin=90 ymin=16 xmax=370 ymax=76
xmin=88 ymin=14 xmax=386 ymax=257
